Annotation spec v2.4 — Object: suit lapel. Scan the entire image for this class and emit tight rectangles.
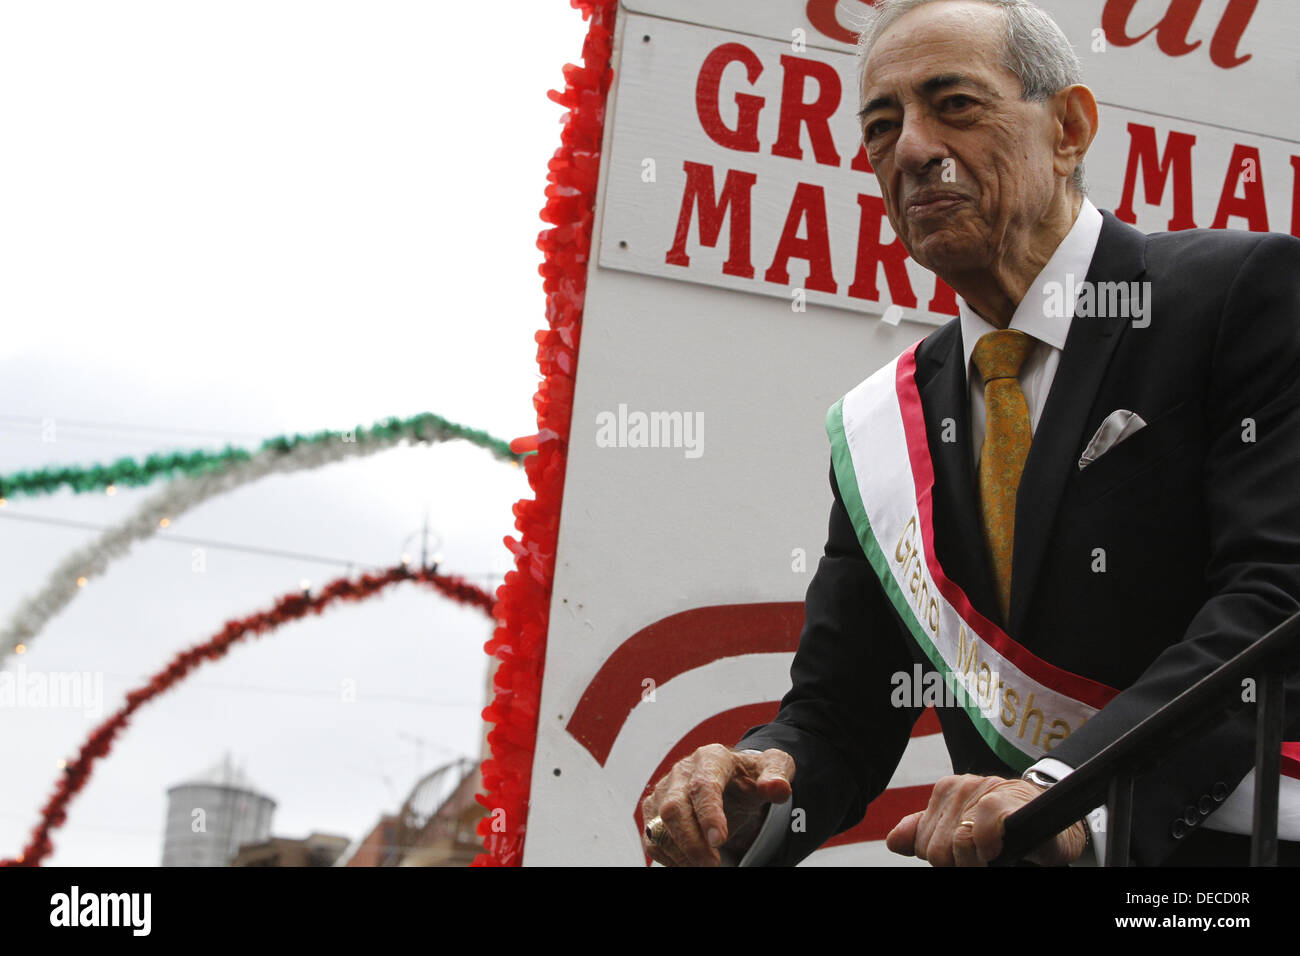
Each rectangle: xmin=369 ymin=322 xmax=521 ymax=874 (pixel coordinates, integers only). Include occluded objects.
xmin=917 ymin=324 xmax=1001 ymax=626
xmin=1007 ymin=211 xmax=1148 ymax=638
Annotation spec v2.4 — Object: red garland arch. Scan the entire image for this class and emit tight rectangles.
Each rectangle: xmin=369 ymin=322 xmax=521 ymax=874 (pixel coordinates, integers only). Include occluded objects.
xmin=475 ymin=0 xmax=616 ymax=866
xmin=2 ymin=565 xmax=495 ymax=867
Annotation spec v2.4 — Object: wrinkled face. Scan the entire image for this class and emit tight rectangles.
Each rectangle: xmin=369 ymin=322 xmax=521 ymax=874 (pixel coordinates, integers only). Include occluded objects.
xmin=859 ymin=1 xmax=1062 ymax=274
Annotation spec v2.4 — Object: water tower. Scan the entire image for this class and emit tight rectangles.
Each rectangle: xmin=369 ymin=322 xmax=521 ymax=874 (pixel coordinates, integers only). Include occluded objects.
xmin=161 ymin=755 xmax=276 ymax=866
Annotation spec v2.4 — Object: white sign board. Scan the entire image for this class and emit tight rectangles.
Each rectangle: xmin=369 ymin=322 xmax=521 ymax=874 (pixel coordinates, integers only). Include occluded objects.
xmin=525 ymin=0 xmax=1299 ymax=866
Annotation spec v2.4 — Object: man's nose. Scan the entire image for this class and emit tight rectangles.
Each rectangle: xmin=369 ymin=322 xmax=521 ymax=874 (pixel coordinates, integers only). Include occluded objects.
xmin=893 ymin=112 xmax=949 ymax=178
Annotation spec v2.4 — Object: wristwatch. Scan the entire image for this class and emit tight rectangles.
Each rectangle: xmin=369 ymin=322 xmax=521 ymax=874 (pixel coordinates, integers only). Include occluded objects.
xmin=1022 ymin=767 xmax=1058 ymax=789
xmin=1021 ymin=767 xmax=1092 ymax=852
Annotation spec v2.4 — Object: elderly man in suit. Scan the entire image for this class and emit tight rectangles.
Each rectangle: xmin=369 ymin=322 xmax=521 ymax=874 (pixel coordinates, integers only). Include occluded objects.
xmin=640 ymin=0 xmax=1300 ymax=867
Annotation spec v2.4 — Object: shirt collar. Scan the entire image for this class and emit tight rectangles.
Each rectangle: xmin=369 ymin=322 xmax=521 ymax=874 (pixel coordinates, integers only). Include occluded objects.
xmin=958 ymin=197 xmax=1104 ymax=382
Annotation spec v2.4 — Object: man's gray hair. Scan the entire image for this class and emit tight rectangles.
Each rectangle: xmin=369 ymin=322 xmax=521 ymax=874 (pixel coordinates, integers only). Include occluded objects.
xmin=854 ymin=0 xmax=1087 ymax=193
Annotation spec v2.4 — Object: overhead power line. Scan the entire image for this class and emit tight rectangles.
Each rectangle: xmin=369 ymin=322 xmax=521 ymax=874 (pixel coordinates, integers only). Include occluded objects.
xmin=0 ymin=509 xmax=507 ymax=583
xmin=0 ymin=414 xmax=267 ymax=444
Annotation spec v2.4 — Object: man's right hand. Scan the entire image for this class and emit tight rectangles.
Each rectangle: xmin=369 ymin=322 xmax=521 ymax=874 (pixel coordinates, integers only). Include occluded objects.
xmin=640 ymin=745 xmax=795 ymax=866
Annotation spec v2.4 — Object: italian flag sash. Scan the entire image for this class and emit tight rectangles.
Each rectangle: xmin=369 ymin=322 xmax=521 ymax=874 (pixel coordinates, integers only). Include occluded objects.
xmin=829 ymin=340 xmax=1299 ymax=835
xmin=828 ymin=342 xmax=1118 ymax=771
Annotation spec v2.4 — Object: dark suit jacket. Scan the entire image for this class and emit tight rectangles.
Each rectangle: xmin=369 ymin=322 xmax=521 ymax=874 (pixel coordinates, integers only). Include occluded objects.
xmin=737 ymin=210 xmax=1300 ymax=866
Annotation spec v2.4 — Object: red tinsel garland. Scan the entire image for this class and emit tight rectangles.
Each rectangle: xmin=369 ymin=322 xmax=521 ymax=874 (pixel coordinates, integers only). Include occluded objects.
xmin=473 ymin=0 xmax=616 ymax=866
xmin=1 ymin=565 xmax=495 ymax=867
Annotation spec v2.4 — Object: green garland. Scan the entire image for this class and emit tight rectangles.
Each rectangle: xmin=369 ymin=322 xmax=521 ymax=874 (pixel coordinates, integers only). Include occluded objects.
xmin=0 ymin=412 xmax=527 ymax=499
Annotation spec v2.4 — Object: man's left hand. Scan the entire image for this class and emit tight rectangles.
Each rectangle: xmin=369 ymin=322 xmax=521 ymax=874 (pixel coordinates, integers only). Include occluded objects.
xmin=885 ymin=774 xmax=1086 ymax=866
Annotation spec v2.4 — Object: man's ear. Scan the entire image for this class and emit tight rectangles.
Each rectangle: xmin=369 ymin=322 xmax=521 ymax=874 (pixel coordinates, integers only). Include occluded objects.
xmin=1051 ymin=83 xmax=1099 ymax=184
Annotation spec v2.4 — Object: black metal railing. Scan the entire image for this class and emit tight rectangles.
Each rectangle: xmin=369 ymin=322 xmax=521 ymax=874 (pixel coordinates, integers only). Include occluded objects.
xmin=992 ymin=609 xmax=1300 ymax=867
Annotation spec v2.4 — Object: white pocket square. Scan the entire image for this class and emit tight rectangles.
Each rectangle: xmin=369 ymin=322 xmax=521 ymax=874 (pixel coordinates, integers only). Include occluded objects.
xmin=1078 ymin=409 xmax=1147 ymax=470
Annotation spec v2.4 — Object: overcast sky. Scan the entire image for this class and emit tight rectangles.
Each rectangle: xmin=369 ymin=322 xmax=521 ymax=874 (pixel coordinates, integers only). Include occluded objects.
xmin=0 ymin=1 xmax=589 ymax=866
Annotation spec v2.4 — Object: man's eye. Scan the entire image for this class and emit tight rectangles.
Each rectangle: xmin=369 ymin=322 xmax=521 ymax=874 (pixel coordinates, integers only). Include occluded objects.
xmin=944 ymin=95 xmax=975 ymax=109
xmin=865 ymin=120 xmax=895 ymax=140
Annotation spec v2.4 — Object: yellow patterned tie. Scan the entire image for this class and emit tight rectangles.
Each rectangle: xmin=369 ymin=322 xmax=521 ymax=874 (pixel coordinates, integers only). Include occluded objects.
xmin=972 ymin=329 xmax=1035 ymax=627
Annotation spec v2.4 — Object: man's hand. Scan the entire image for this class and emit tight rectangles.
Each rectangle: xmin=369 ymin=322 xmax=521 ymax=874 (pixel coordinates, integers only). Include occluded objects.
xmin=640 ymin=745 xmax=795 ymax=866
xmin=885 ymin=774 xmax=1086 ymax=867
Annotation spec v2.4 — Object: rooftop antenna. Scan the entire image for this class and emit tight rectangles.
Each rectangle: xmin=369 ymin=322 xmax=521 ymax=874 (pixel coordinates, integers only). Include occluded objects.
xmin=400 ymin=514 xmax=443 ymax=572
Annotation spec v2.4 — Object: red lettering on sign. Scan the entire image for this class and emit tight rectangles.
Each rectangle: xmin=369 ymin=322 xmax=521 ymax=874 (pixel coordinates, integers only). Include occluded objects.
xmin=772 ymin=55 xmax=844 ymax=168
xmin=805 ymin=0 xmax=877 ymax=45
xmin=1115 ymin=123 xmax=1198 ymax=231
xmin=808 ymin=0 xmax=1259 ymax=69
xmin=1212 ymin=144 xmax=1268 ymax=231
xmin=1101 ymin=0 xmax=1257 ymax=69
xmin=848 ymin=194 xmax=917 ymax=307
xmin=695 ymin=43 xmax=765 ymax=152
xmin=929 ymin=278 xmax=959 ymax=316
xmin=764 ymin=182 xmax=838 ymax=293
xmin=1102 ymin=0 xmax=1201 ymax=56
xmin=1209 ymin=0 xmax=1257 ymax=68
xmin=665 ymin=162 xmax=758 ymax=279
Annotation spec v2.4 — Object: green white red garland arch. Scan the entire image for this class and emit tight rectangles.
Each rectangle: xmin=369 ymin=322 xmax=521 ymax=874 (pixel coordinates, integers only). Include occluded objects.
xmin=2 ymin=565 xmax=495 ymax=867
